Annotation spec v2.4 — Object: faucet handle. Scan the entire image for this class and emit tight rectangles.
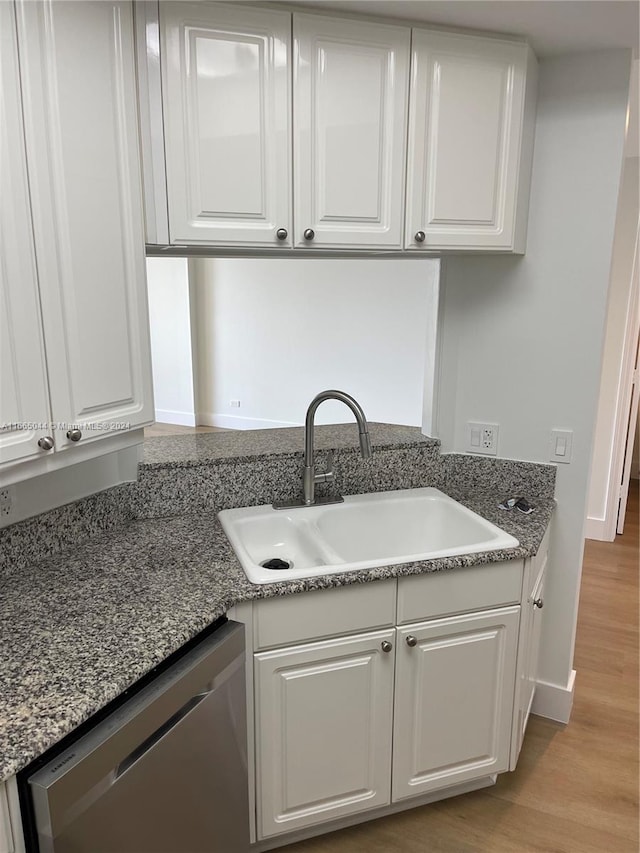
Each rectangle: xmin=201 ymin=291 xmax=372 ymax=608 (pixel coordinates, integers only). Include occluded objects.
xmin=313 ymin=451 xmax=335 ymax=485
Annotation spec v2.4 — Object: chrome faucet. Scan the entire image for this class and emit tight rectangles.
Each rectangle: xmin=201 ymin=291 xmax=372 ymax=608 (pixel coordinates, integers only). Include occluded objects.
xmin=274 ymin=390 xmax=372 ymax=509
xmin=302 ymin=390 xmax=372 ymax=505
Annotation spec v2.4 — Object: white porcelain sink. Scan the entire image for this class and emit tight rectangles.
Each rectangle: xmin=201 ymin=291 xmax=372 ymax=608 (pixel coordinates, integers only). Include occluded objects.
xmin=218 ymin=487 xmax=519 ymax=584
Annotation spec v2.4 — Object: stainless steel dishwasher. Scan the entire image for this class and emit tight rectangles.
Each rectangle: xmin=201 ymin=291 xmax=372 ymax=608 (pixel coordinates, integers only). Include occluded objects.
xmin=25 ymin=620 xmax=249 ymax=853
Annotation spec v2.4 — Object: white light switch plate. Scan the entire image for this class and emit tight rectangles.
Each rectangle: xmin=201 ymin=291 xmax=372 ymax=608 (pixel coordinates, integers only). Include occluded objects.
xmin=550 ymin=429 xmax=573 ymax=463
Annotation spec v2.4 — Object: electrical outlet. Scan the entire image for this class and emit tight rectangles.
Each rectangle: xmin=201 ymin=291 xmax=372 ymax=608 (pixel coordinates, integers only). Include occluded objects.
xmin=0 ymin=486 xmax=15 ymax=519
xmin=467 ymin=422 xmax=499 ymax=456
xmin=230 ymin=399 xmax=241 ymax=408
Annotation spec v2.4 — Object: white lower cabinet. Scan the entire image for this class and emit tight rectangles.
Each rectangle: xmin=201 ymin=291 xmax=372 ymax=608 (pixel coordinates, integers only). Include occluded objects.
xmin=250 ymin=563 xmax=527 ymax=843
xmin=392 ymin=607 xmax=520 ymax=800
xmin=0 ymin=782 xmax=13 ymax=853
xmin=511 ymin=528 xmax=550 ymax=767
xmin=254 ymin=629 xmax=395 ymax=838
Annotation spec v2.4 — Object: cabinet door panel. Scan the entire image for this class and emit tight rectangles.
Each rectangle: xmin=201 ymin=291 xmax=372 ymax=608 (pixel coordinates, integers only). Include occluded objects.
xmin=294 ymin=14 xmax=409 ymax=248
xmin=406 ymin=30 xmax=528 ymax=250
xmin=161 ymin=3 xmax=292 ymax=246
xmin=255 ymin=630 xmax=394 ymax=838
xmin=393 ymin=607 xmax=519 ymax=800
xmin=16 ymin=1 xmax=153 ymax=449
xmin=0 ymin=2 xmax=52 ymax=466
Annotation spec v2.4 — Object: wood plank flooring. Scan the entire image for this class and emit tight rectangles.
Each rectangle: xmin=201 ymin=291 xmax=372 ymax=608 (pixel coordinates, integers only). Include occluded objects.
xmin=144 ymin=422 xmax=226 ymax=437
xmin=281 ymin=483 xmax=639 ymax=853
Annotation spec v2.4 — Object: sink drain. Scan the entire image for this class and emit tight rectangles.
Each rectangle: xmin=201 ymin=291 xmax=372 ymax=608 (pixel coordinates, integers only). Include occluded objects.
xmin=260 ymin=557 xmax=293 ymax=571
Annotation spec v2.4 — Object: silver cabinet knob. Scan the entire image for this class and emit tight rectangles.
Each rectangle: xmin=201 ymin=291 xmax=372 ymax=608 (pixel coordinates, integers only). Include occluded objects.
xmin=414 ymin=231 xmax=426 ymax=243
xmin=276 ymin=228 xmax=288 ymax=240
xmin=38 ymin=436 xmax=54 ymax=451
xmin=381 ymin=640 xmax=393 ymax=653
xmin=66 ymin=429 xmax=82 ymax=442
xmin=303 ymin=228 xmax=315 ymax=241
xmin=406 ymin=635 xmax=417 ymax=648
xmin=534 ymin=598 xmax=544 ymax=609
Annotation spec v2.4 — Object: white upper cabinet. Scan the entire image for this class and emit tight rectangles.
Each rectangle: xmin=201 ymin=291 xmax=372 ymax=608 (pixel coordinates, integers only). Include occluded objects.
xmin=145 ymin=6 xmax=537 ymax=253
xmin=15 ymin=0 xmax=153 ymax=453
xmin=161 ymin=3 xmax=292 ymax=247
xmin=293 ymin=13 xmax=410 ymax=249
xmin=0 ymin=2 xmax=51 ymax=467
xmin=406 ymin=30 xmax=537 ymax=252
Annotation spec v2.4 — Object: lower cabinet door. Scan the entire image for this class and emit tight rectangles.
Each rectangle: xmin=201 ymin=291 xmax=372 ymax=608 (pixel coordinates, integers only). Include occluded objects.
xmin=392 ymin=607 xmax=520 ymax=800
xmin=255 ymin=629 xmax=395 ymax=838
xmin=525 ymin=568 xmax=546 ymax=724
xmin=511 ymin=544 xmax=548 ymax=769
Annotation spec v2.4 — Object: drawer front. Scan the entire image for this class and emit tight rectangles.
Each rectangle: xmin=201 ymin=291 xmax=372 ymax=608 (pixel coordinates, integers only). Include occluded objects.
xmin=254 ymin=580 xmax=396 ymax=650
xmin=397 ymin=560 xmax=524 ymax=624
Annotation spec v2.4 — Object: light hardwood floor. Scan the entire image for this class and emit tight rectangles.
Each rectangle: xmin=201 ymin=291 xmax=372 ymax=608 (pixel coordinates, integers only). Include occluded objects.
xmin=280 ymin=483 xmax=639 ymax=853
xmin=144 ymin=422 xmax=226 ymax=437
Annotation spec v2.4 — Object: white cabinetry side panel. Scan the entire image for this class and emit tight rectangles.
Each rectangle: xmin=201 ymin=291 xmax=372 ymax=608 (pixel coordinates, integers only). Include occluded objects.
xmin=15 ymin=0 xmax=153 ymax=449
xmin=0 ymin=2 xmax=51 ymax=466
xmin=406 ymin=31 xmax=527 ymax=250
xmin=255 ymin=630 xmax=395 ymax=838
xmin=161 ymin=3 xmax=292 ymax=246
xmin=393 ymin=607 xmax=520 ymax=800
xmin=0 ymin=782 xmax=13 ymax=853
xmin=511 ymin=529 xmax=549 ymax=769
xmin=294 ymin=13 xmax=409 ymax=248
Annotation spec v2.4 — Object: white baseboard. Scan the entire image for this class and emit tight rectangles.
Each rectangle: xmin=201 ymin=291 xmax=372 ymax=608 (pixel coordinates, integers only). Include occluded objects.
xmin=585 ymin=515 xmax=614 ymax=542
xmin=531 ymin=669 xmax=576 ymax=724
xmin=154 ymin=409 xmax=196 ymax=427
xmin=197 ymin=412 xmax=300 ymax=430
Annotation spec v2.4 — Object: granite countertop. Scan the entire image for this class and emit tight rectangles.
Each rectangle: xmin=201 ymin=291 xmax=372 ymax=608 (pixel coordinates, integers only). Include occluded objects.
xmin=0 ymin=488 xmax=553 ymax=783
xmin=142 ymin=422 xmax=439 ymax=467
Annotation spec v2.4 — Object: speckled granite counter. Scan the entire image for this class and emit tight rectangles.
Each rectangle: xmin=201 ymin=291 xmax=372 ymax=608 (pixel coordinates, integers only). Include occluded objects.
xmin=0 ymin=494 xmax=553 ymax=783
xmin=0 ymin=424 xmax=556 ymax=782
xmin=142 ymin=422 xmax=439 ymax=467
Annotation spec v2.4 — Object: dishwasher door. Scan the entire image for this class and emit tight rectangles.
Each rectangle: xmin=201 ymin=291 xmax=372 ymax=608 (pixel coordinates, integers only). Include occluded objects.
xmin=28 ymin=620 xmax=249 ymax=853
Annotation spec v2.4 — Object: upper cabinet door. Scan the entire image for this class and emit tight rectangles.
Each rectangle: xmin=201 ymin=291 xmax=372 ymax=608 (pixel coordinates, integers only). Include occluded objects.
xmin=16 ymin=1 xmax=154 ymax=450
xmin=406 ymin=31 xmax=536 ymax=252
xmin=0 ymin=2 xmax=51 ymax=466
xmin=161 ymin=3 xmax=292 ymax=247
xmin=294 ymin=14 xmax=410 ymax=249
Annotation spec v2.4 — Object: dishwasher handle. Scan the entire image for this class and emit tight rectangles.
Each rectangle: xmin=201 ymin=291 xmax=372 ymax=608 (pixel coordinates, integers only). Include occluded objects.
xmin=115 ymin=692 xmax=209 ymax=780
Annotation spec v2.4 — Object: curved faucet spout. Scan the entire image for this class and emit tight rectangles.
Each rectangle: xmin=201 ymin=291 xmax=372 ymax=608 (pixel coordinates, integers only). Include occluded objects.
xmin=303 ymin=390 xmax=372 ymax=506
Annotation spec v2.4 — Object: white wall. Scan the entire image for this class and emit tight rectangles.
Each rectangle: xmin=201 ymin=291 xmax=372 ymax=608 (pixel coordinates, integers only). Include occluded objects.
xmin=586 ymin=155 xmax=639 ymax=537
xmin=436 ymin=51 xmax=630 ymax=720
xmin=587 ymin=58 xmax=640 ymax=538
xmin=146 ymin=257 xmax=196 ymax=426
xmin=192 ymin=258 xmax=439 ymax=430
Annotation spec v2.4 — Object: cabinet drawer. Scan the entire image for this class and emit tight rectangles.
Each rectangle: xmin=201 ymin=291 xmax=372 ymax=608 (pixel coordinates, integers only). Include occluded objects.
xmin=397 ymin=560 xmax=523 ymax=624
xmin=254 ymin=580 xmax=396 ymax=650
